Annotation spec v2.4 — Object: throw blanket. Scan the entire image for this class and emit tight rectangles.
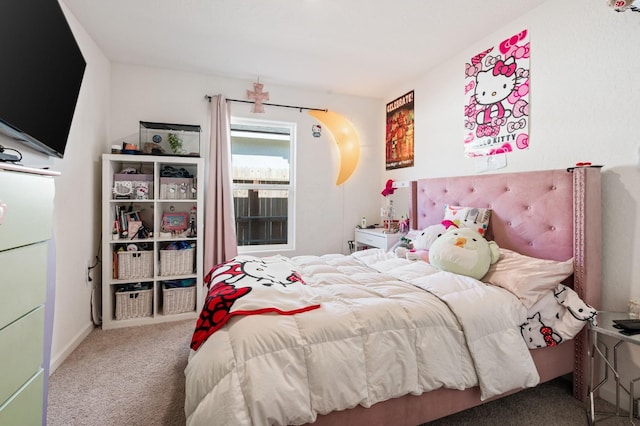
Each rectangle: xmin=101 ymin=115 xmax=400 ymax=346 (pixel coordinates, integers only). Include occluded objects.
xmin=190 ymin=255 xmax=320 ymax=351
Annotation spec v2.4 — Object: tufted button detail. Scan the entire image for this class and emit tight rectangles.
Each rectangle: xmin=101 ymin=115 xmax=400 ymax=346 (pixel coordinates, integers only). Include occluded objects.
xmin=471 ymin=187 xmax=476 ymax=193
xmin=550 ymin=226 xmax=556 ymax=231
xmin=526 ymin=205 xmax=532 ymax=210
xmin=528 ymin=242 xmax=534 ymax=246
xmin=551 ymin=185 xmax=557 ymax=190
xmin=507 ymin=221 xmax=512 ymax=226
xmin=505 ymin=187 xmax=510 ymax=192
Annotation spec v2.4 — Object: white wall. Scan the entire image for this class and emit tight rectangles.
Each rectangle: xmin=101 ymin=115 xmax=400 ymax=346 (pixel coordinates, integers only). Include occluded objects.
xmin=0 ymin=1 xmax=110 ymax=375
xmin=109 ymin=64 xmax=384 ymax=257
xmin=46 ymin=2 xmax=111 ymax=372
xmin=384 ymin=0 xmax=640 ymax=407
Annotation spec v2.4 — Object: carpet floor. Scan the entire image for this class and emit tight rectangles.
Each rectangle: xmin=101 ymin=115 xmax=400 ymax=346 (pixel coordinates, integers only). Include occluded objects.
xmin=47 ymin=319 xmax=629 ymax=425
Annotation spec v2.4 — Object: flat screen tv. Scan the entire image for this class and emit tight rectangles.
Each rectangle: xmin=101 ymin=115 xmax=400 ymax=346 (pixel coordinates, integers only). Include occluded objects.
xmin=0 ymin=0 xmax=86 ymax=159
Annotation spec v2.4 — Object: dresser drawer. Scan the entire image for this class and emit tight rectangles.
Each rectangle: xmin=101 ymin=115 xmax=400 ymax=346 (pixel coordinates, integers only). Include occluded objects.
xmin=0 ymin=306 xmax=44 ymax=406
xmin=354 ymin=228 xmax=402 ymax=251
xmin=355 ymin=230 xmax=387 ymax=248
xmin=0 ymin=170 xmax=54 ymax=251
xmin=0 ymin=369 xmax=44 ymax=426
xmin=0 ymin=243 xmax=47 ymax=330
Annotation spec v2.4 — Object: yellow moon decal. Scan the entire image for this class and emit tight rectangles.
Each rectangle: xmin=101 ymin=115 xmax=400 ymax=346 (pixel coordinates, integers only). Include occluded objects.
xmin=308 ymin=110 xmax=361 ymax=185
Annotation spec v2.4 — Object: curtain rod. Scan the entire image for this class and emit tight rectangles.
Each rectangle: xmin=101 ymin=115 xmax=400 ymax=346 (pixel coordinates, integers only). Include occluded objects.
xmin=204 ymin=95 xmax=327 ymax=113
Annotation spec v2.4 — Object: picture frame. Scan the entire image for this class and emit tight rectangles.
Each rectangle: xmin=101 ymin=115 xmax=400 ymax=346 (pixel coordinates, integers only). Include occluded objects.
xmin=127 ymin=220 xmax=142 ymax=239
xmin=162 ymin=212 xmax=188 ymax=231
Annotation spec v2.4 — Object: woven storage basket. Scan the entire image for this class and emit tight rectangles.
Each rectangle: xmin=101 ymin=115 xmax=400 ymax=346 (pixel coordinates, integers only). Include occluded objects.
xmin=159 ymin=248 xmax=195 ymax=276
xmin=115 ymin=289 xmax=153 ymax=320
xmin=162 ymin=284 xmax=196 ymax=315
xmin=117 ymin=251 xmax=153 ymax=279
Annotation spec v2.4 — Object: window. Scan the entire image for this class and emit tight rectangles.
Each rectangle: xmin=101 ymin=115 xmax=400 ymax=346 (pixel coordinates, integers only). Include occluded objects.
xmin=230 ymin=118 xmax=296 ymax=252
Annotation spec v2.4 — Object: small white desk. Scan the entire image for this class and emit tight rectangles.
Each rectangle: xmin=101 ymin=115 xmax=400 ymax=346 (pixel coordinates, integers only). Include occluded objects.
xmin=588 ymin=311 xmax=640 ymax=425
xmin=354 ymin=227 xmax=403 ymax=251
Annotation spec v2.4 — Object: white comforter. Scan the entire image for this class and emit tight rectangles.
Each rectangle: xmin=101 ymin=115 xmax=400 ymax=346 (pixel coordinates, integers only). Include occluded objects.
xmin=185 ymin=250 xmax=539 ymax=426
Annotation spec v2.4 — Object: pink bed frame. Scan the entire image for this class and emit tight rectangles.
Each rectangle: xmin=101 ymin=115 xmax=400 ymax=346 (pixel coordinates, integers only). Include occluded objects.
xmin=310 ymin=167 xmax=601 ymax=425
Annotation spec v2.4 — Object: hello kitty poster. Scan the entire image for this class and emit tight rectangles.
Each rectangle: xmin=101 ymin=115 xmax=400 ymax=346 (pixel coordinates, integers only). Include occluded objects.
xmin=464 ymin=30 xmax=530 ymax=157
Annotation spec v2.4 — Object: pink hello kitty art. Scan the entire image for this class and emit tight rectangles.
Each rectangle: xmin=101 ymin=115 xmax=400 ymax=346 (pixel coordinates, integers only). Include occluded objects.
xmin=464 ymin=29 xmax=530 ymax=157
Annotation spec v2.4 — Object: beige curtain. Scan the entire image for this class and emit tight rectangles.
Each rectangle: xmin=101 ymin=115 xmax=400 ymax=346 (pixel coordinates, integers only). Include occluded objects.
xmin=204 ymin=95 xmax=237 ymax=274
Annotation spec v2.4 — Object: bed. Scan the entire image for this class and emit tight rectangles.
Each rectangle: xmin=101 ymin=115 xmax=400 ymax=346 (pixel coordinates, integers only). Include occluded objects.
xmin=185 ymin=167 xmax=602 ymax=426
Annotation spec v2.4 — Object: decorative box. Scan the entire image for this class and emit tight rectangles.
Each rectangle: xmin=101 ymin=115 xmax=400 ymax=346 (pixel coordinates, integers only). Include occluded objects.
xmin=160 ymin=177 xmax=194 ymax=199
xmin=139 ymin=121 xmax=201 ymax=157
xmin=112 ymin=173 xmax=153 ymax=199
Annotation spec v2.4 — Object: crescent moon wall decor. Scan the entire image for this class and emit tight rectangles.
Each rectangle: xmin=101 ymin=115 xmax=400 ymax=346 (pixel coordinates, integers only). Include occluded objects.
xmin=308 ymin=110 xmax=361 ymax=185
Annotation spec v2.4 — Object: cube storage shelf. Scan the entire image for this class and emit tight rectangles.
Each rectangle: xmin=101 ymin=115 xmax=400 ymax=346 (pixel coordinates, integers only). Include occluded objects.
xmin=101 ymin=154 xmax=204 ymax=329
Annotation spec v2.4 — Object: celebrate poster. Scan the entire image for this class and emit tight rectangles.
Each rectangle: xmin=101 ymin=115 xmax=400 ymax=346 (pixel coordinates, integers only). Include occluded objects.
xmin=386 ymin=91 xmax=414 ymax=170
xmin=463 ymin=30 xmax=530 ymax=157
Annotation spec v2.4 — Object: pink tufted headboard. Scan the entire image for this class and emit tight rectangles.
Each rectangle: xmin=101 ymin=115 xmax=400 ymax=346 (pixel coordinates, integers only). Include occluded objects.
xmin=411 ymin=169 xmax=573 ymax=261
xmin=410 ymin=167 xmax=602 ymax=400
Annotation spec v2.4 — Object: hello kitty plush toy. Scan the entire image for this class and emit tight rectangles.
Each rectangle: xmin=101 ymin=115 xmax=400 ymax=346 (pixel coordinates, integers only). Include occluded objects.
xmin=404 ymin=223 xmax=447 ymax=262
xmin=395 ymin=220 xmax=458 ymax=262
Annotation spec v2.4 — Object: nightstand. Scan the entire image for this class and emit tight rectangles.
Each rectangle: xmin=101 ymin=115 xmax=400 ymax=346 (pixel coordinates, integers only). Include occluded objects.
xmin=354 ymin=227 xmax=403 ymax=251
xmin=587 ymin=311 xmax=640 ymax=425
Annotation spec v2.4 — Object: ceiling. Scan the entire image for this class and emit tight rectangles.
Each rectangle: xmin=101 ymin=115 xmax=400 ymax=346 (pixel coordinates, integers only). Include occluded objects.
xmin=62 ymin=0 xmax=546 ymax=99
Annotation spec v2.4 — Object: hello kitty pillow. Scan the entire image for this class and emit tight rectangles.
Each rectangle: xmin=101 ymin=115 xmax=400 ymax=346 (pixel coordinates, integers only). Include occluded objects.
xmin=443 ymin=205 xmax=491 ymax=236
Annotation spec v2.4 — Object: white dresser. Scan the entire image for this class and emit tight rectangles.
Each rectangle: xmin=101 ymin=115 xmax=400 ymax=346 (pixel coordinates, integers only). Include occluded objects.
xmin=0 ymin=164 xmax=56 ymax=425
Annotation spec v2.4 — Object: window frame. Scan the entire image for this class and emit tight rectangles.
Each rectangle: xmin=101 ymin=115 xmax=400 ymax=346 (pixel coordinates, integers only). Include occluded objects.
xmin=230 ymin=117 xmax=296 ymax=254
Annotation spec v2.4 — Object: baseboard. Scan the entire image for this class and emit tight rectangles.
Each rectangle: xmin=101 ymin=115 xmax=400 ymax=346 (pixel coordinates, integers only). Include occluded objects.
xmin=48 ymin=322 xmax=95 ymax=375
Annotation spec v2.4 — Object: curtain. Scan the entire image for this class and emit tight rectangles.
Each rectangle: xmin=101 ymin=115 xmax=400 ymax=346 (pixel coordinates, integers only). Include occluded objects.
xmin=204 ymin=95 xmax=237 ymax=274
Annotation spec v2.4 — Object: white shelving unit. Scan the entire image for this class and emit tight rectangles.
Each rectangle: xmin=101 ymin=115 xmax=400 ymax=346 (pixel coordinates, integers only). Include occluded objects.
xmin=101 ymin=154 xmax=204 ymax=330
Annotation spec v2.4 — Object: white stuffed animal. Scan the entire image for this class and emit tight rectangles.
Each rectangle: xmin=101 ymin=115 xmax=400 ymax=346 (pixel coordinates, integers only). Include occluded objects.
xmin=394 ymin=223 xmax=449 ymax=261
xmin=405 ymin=223 xmax=448 ymax=261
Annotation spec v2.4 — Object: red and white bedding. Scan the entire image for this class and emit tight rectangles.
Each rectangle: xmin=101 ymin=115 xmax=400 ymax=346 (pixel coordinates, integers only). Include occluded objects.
xmin=185 ymin=249 xmax=593 ymax=426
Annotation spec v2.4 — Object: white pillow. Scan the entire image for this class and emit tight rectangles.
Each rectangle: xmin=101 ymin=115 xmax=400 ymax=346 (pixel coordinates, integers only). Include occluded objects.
xmin=481 ymin=248 xmax=574 ymax=308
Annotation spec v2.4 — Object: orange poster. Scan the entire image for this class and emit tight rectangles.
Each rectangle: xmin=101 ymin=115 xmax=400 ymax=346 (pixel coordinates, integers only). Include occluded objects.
xmin=385 ymin=91 xmax=414 ymax=170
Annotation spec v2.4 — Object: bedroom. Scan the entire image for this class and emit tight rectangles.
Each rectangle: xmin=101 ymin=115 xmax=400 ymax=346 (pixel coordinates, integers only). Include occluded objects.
xmin=0 ymin=0 xmax=639 ymax=424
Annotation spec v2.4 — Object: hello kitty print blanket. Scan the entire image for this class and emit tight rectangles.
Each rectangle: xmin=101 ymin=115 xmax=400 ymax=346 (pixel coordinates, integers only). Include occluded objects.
xmin=190 ymin=255 xmax=320 ymax=351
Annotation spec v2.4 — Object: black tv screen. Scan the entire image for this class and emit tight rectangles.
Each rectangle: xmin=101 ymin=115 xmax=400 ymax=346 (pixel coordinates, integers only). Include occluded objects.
xmin=0 ymin=0 xmax=86 ymax=159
